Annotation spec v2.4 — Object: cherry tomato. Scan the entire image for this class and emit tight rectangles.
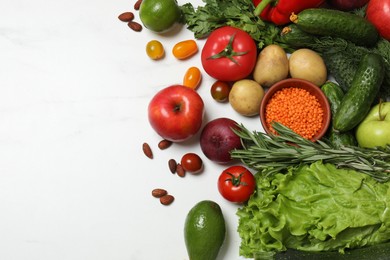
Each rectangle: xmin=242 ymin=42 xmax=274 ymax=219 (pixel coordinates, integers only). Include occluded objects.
xmin=210 ymin=80 xmax=231 ymax=102
xmin=180 ymin=153 xmax=203 ymax=174
xmin=183 ymin=67 xmax=202 ymax=90
xmin=146 ymin=40 xmax=165 ymax=60
xmin=172 ymin=40 xmax=198 ymax=60
xmin=218 ymin=165 xmax=256 ymax=203
xmin=201 ymin=26 xmax=257 ymax=81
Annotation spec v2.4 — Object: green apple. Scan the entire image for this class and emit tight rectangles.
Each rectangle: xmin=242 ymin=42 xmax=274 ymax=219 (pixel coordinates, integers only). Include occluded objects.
xmin=355 ymin=102 xmax=390 ymax=148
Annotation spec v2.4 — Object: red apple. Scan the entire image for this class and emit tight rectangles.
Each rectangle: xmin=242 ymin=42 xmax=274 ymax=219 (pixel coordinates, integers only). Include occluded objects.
xmin=148 ymin=85 xmax=205 ymax=142
xmin=328 ymin=0 xmax=369 ymax=11
xmin=366 ymin=0 xmax=390 ymax=41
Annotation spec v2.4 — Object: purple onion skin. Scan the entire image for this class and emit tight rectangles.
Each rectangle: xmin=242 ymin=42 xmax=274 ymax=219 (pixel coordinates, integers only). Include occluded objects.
xmin=328 ymin=0 xmax=369 ymax=11
xmin=200 ymin=118 xmax=242 ymax=164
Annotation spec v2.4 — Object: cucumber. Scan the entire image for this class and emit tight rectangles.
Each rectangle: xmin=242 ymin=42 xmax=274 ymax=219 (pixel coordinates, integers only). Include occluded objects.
xmin=279 ymin=24 xmax=317 ymax=48
xmin=321 ymin=81 xmax=357 ymax=147
xmin=290 ymin=8 xmax=379 ymax=47
xmin=333 ymin=53 xmax=385 ymax=132
xmin=321 ymin=81 xmax=344 ymax=118
xmin=329 ymin=131 xmax=357 ymax=148
xmin=274 ymin=241 xmax=390 ymax=260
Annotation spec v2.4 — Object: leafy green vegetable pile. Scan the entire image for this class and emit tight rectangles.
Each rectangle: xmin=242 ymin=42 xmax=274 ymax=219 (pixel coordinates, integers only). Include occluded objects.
xmin=237 ymin=161 xmax=390 ymax=257
xmin=181 ymin=0 xmax=390 ymax=99
xmin=180 ymin=0 xmax=286 ymax=49
xmin=180 ymin=1 xmax=390 ymax=257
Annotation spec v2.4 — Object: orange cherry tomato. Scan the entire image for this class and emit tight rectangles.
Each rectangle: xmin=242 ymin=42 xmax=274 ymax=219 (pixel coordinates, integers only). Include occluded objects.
xmin=146 ymin=40 xmax=165 ymax=60
xmin=172 ymin=40 xmax=198 ymax=60
xmin=183 ymin=66 xmax=202 ymax=90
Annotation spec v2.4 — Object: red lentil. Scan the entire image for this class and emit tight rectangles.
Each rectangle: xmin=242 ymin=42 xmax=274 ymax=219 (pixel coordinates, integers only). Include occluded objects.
xmin=265 ymin=87 xmax=324 ymax=139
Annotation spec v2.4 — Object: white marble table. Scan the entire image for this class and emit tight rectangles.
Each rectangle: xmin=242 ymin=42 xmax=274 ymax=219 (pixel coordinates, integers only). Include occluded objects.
xmin=1 ymin=0 xmax=264 ymax=259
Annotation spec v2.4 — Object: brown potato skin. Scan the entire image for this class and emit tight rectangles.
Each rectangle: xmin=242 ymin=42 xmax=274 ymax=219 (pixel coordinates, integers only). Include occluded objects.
xmin=253 ymin=45 xmax=289 ymax=88
xmin=289 ymin=48 xmax=328 ymax=86
xmin=229 ymin=79 xmax=264 ymax=117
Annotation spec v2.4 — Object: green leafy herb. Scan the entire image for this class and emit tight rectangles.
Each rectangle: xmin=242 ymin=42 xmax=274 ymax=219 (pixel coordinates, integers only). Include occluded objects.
xmin=180 ymin=0 xmax=287 ymax=49
xmin=231 ymin=122 xmax=390 ymax=182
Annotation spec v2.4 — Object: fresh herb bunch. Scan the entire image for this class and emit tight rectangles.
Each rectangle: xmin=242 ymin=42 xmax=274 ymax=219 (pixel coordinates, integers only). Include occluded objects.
xmin=180 ymin=0 xmax=287 ymax=49
xmin=231 ymin=122 xmax=390 ymax=182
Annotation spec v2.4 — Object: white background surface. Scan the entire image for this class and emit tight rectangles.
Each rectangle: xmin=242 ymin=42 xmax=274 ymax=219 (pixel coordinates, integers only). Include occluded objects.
xmin=1 ymin=0 xmax=264 ymax=259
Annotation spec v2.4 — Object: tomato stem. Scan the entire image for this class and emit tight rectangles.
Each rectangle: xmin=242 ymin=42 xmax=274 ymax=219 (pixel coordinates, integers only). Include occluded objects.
xmin=207 ymin=33 xmax=248 ymax=65
xmin=225 ymin=172 xmax=247 ymax=187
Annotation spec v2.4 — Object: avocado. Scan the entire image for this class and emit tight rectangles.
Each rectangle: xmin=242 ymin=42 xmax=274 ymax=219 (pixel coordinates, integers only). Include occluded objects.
xmin=184 ymin=200 xmax=226 ymax=260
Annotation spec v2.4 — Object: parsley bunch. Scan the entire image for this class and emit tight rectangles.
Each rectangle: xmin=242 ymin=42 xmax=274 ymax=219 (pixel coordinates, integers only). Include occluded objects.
xmin=180 ymin=0 xmax=286 ymax=49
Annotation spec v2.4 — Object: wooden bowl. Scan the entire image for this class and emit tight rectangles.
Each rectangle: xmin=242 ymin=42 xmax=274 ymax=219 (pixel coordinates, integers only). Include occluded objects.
xmin=260 ymin=78 xmax=331 ymax=142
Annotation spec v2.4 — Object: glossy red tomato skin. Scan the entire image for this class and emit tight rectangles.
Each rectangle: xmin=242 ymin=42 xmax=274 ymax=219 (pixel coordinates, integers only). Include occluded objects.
xmin=180 ymin=153 xmax=203 ymax=173
xmin=201 ymin=26 xmax=257 ymax=82
xmin=366 ymin=0 xmax=390 ymax=41
xmin=217 ymin=166 xmax=256 ymax=203
xmin=210 ymin=80 xmax=231 ymax=102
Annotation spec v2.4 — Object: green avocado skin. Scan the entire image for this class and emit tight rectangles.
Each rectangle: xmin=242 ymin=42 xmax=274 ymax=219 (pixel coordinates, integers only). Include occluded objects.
xmin=184 ymin=200 xmax=226 ymax=260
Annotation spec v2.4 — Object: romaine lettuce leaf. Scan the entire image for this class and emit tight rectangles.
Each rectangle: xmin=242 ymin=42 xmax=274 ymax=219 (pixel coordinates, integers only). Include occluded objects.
xmin=237 ymin=161 xmax=390 ymax=258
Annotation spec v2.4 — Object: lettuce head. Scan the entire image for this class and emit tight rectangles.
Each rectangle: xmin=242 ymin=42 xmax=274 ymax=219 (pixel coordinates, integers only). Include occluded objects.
xmin=237 ymin=161 xmax=390 ymax=258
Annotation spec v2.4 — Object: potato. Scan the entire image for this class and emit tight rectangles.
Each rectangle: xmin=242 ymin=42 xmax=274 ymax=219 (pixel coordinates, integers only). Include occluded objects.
xmin=253 ymin=44 xmax=289 ymax=88
xmin=229 ymin=79 xmax=264 ymax=117
xmin=289 ymin=48 xmax=327 ymax=86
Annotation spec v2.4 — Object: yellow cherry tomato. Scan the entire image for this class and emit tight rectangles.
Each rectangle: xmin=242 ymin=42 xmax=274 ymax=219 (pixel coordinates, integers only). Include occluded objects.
xmin=172 ymin=40 xmax=198 ymax=60
xmin=146 ymin=40 xmax=165 ymax=60
xmin=183 ymin=66 xmax=202 ymax=90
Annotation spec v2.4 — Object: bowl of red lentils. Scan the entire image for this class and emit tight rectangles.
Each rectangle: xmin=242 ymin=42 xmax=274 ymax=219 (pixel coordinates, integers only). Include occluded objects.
xmin=260 ymin=78 xmax=331 ymax=142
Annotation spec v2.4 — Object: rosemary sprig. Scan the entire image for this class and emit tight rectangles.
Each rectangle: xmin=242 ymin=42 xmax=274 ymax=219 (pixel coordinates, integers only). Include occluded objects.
xmin=231 ymin=122 xmax=390 ymax=182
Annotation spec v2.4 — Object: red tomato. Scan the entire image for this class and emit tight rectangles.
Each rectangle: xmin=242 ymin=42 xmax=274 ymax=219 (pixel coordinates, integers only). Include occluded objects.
xmin=366 ymin=0 xmax=390 ymax=41
xmin=217 ymin=165 xmax=256 ymax=203
xmin=210 ymin=80 xmax=231 ymax=102
xmin=201 ymin=26 xmax=257 ymax=82
xmin=180 ymin=152 xmax=203 ymax=173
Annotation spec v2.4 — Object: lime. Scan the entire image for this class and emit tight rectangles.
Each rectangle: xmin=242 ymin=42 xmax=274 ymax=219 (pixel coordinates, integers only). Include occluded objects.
xmin=139 ymin=0 xmax=182 ymax=33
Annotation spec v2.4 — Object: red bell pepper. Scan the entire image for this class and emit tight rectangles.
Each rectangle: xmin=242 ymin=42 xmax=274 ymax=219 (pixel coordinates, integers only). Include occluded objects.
xmin=253 ymin=0 xmax=326 ymax=25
